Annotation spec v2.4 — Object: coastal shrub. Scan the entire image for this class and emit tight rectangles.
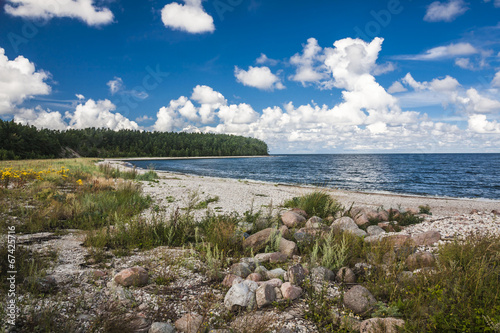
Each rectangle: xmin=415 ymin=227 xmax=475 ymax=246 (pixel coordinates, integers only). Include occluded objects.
xmin=361 ymin=234 xmax=500 ymax=332
xmin=284 ymin=190 xmax=342 ymax=219
xmin=264 ymin=229 xmax=282 ymax=253
xmin=418 ymin=205 xmax=432 ymax=215
xmin=307 ymin=230 xmax=362 ymax=271
xmin=303 ymin=279 xmax=345 ymax=332
xmin=85 ymin=209 xmax=198 ymax=252
xmin=197 ymin=213 xmax=242 ymax=255
xmin=200 ymin=243 xmax=225 ymax=281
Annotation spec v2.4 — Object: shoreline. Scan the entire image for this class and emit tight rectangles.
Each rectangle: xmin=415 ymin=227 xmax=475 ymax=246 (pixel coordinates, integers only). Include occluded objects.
xmin=106 ymin=155 xmax=270 ymax=161
xmin=103 ymin=159 xmax=500 ymax=216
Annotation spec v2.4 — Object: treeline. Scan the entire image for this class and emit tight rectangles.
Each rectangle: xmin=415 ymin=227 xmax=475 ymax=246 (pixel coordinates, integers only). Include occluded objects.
xmin=0 ymin=120 xmax=269 ymax=160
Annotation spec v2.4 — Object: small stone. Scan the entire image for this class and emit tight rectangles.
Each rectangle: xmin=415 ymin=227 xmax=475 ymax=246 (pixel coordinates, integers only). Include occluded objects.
xmin=311 ymin=266 xmax=335 ymax=282
xmin=246 ymin=273 xmax=262 ymax=282
xmin=306 ymin=216 xmax=323 ymax=228
xmin=93 ymin=270 xmax=107 ymax=278
xmin=359 ymin=317 xmax=405 ymax=333
xmin=336 ymin=267 xmax=356 ymax=283
xmin=242 ymin=228 xmax=274 ymax=252
xmin=269 ymin=252 xmax=288 ymax=263
xmin=291 ymin=208 xmax=308 ymax=218
xmin=175 ymin=313 xmax=203 ymax=333
xmin=254 ymin=265 xmax=269 ymax=279
xmin=385 ymin=234 xmax=411 ymax=248
xmin=331 ymin=217 xmax=367 ymax=237
xmin=287 ymin=264 xmax=306 ymax=285
xmin=224 ymin=281 xmax=258 ymax=311
xmin=129 ymin=314 xmax=151 ymax=333
xmin=366 ymin=225 xmax=385 ymax=236
xmin=260 ymin=278 xmax=283 ymax=288
xmin=343 ymin=285 xmax=376 ymax=315
xmin=114 ymin=267 xmax=148 ymax=287
xmin=377 ymin=210 xmax=389 ymax=221
xmin=230 ymin=263 xmax=252 ymax=278
xmin=254 ymin=253 xmax=272 ymax=263
xmin=240 ymin=258 xmax=257 ymax=271
xmin=267 ymin=268 xmax=286 ymax=280
xmin=222 ymin=274 xmax=243 ymax=288
xmin=377 ymin=222 xmax=396 ymax=232
xmin=278 ymin=238 xmax=298 ymax=258
xmin=281 ymin=282 xmax=302 ymax=300
xmin=274 ymin=287 xmax=283 ymax=299
xmin=281 ymin=211 xmax=306 ymax=228
xmin=279 ymin=225 xmax=289 ymax=238
xmin=149 ymin=322 xmax=175 ymax=333
xmin=256 ymin=283 xmax=276 ymax=308
xmin=411 ymin=230 xmax=441 ymax=246
xmin=354 ymin=213 xmax=370 ymax=226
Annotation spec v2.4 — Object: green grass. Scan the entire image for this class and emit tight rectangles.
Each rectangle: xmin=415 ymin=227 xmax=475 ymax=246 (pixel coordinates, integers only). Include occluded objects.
xmin=0 ymin=159 xmax=151 ymax=234
xmin=194 ymin=195 xmax=220 ymax=209
xmin=0 ymin=244 xmax=57 ymax=294
xmin=284 ymin=190 xmax=343 ymax=219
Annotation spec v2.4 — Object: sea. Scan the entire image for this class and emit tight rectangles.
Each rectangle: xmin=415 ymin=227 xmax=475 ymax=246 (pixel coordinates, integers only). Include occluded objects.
xmin=129 ymin=154 xmax=500 ymax=200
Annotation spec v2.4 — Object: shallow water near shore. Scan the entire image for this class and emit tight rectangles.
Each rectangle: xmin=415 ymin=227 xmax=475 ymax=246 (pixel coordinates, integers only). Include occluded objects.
xmin=129 ymin=154 xmax=500 ymax=200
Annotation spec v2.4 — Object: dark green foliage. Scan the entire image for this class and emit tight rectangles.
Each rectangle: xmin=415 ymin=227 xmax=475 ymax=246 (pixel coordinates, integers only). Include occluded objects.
xmin=0 ymin=119 xmax=269 ymax=160
xmin=284 ymin=190 xmax=343 ymax=219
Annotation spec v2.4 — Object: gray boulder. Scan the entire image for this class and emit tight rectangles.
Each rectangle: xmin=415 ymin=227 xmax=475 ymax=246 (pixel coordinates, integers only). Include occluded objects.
xmin=267 ymin=268 xmax=286 ymax=280
xmin=255 ymin=283 xmax=276 ymax=308
xmin=287 ymin=264 xmax=306 ymax=285
xmin=359 ymin=317 xmax=405 ymax=333
xmin=175 ymin=313 xmax=203 ymax=333
xmin=278 ymin=238 xmax=298 ymax=257
xmin=336 ymin=267 xmax=356 ymax=284
xmin=149 ymin=322 xmax=175 ymax=333
xmin=331 ymin=217 xmax=367 ymax=237
xmin=366 ymin=225 xmax=385 ymax=236
xmin=343 ymin=285 xmax=376 ymax=315
xmin=311 ymin=266 xmax=335 ymax=282
xmin=114 ymin=267 xmax=148 ymax=287
xmin=281 ymin=211 xmax=306 ymax=228
xmin=224 ymin=280 xmax=259 ymax=311
xmin=230 ymin=263 xmax=252 ymax=278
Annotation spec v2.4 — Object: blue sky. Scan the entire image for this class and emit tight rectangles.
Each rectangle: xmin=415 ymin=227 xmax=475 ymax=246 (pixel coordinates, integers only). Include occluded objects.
xmin=1 ymin=0 xmax=500 ymax=153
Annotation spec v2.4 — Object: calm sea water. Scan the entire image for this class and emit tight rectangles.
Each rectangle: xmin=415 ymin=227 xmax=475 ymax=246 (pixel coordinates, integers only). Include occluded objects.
xmin=130 ymin=154 xmax=500 ymax=200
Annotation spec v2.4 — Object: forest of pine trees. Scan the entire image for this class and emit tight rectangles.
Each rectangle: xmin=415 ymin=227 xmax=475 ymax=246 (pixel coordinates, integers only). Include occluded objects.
xmin=0 ymin=120 xmax=269 ymax=160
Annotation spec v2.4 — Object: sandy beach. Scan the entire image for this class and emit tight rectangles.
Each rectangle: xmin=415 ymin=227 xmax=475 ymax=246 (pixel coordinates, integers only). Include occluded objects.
xmin=103 ymin=158 xmax=500 ymax=217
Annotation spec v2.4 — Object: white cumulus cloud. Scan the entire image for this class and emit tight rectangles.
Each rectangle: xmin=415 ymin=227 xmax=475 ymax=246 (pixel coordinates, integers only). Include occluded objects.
xmin=14 ymin=106 xmax=67 ymax=130
xmin=289 ymin=38 xmax=328 ymax=86
xmin=0 ymin=47 xmax=51 ymax=115
xmin=235 ymin=66 xmax=285 ymax=91
xmin=468 ymin=115 xmax=500 ymax=133
xmin=4 ymin=0 xmax=114 ymax=26
xmin=68 ymin=99 xmax=139 ymax=130
xmin=161 ymin=0 xmax=214 ymax=34
xmin=424 ymin=0 xmax=469 ymax=22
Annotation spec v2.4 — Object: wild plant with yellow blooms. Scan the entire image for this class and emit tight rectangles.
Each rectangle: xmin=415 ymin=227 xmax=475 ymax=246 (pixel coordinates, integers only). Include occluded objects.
xmin=0 ymin=166 xmax=78 ymax=188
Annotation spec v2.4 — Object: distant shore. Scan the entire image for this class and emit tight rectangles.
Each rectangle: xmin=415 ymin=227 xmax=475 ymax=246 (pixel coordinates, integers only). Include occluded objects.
xmin=106 ymin=155 xmax=270 ymax=161
xmin=104 ymin=159 xmax=500 ymax=217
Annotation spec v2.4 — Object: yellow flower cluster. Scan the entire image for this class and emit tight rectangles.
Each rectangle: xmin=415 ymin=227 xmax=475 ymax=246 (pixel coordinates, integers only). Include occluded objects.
xmin=0 ymin=166 xmax=76 ymax=188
